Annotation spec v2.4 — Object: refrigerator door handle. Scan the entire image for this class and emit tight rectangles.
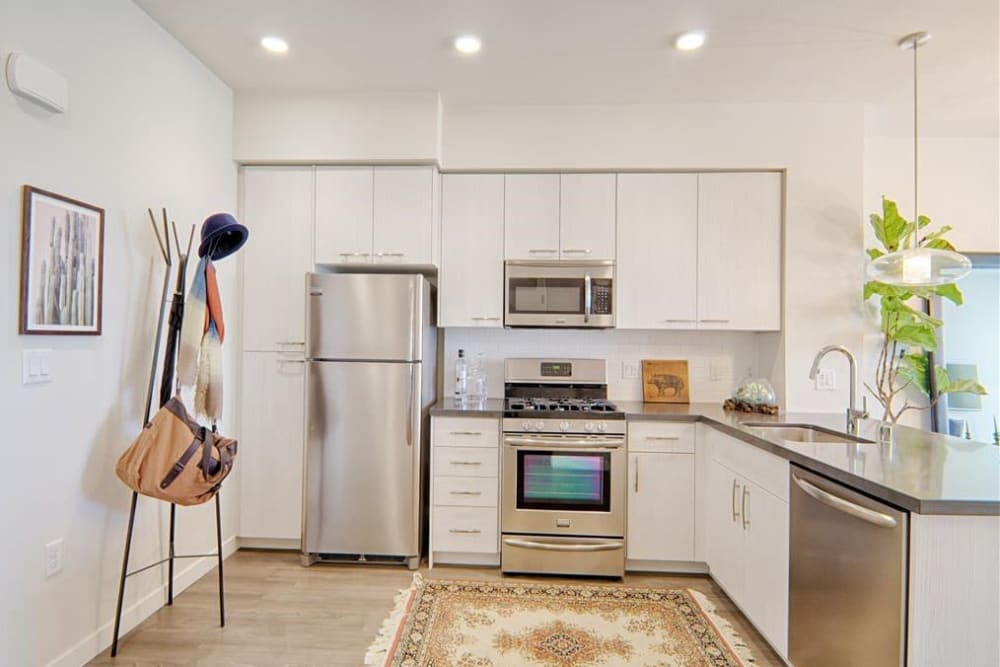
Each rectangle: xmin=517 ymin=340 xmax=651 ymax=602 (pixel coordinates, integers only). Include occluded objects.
xmin=406 ymin=365 xmax=414 ymax=447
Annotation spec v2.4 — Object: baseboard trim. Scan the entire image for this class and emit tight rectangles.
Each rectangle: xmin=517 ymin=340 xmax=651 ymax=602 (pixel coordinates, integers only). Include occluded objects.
xmin=46 ymin=536 xmax=238 ymax=667
xmin=236 ymin=536 xmax=301 ymax=551
xmin=626 ymin=559 xmax=709 ymax=574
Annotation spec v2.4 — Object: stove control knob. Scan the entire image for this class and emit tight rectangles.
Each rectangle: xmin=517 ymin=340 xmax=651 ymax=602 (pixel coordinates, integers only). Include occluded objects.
xmin=522 ymin=420 xmax=533 ymax=431
xmin=535 ymin=421 xmax=545 ymax=432
xmin=584 ymin=422 xmax=595 ymax=432
xmin=597 ymin=422 xmax=607 ymax=432
xmin=559 ymin=421 xmax=570 ymax=432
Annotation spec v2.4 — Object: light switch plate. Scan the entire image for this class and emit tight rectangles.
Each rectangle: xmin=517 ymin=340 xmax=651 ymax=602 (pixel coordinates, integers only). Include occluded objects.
xmin=815 ymin=368 xmax=836 ymax=391
xmin=22 ymin=349 xmax=53 ymax=385
xmin=621 ymin=361 xmax=639 ymax=379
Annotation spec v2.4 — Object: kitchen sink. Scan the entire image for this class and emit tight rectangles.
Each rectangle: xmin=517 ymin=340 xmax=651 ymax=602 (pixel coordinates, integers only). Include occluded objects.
xmin=742 ymin=423 xmax=873 ymax=444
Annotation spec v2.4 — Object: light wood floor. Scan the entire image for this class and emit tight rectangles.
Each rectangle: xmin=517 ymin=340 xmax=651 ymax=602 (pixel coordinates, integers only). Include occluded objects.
xmin=90 ymin=550 xmax=784 ymax=666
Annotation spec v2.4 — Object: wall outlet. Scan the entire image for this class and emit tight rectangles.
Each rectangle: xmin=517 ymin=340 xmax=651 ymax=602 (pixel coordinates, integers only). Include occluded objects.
xmin=815 ymin=368 xmax=836 ymax=391
xmin=621 ymin=361 xmax=639 ymax=379
xmin=45 ymin=538 xmax=64 ymax=578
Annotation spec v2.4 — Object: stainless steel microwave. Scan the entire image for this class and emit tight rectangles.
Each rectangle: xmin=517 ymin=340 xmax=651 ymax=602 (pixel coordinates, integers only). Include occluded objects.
xmin=504 ymin=261 xmax=614 ymax=328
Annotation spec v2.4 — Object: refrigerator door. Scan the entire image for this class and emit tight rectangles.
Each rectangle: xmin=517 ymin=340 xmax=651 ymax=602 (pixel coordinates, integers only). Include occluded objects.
xmin=306 ymin=272 xmax=427 ymax=362
xmin=303 ymin=359 xmax=423 ymax=558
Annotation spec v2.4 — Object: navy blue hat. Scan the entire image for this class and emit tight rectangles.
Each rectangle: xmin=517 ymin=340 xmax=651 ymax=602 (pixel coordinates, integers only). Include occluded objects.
xmin=198 ymin=212 xmax=248 ymax=260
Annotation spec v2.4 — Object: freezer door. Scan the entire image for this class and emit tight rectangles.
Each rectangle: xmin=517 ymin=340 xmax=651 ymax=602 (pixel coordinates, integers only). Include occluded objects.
xmin=303 ymin=360 xmax=423 ymax=558
xmin=306 ymin=272 xmax=427 ymax=361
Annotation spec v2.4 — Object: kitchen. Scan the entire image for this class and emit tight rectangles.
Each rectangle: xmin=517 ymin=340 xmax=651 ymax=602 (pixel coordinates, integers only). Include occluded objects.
xmin=2 ymin=1 xmax=998 ymax=667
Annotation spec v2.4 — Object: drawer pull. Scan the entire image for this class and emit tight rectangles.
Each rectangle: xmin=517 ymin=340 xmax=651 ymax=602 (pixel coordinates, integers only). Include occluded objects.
xmin=449 ymin=491 xmax=483 ymax=496
xmin=471 ymin=316 xmax=501 ymax=321
xmin=449 ymin=431 xmax=483 ymax=436
xmin=528 ymin=249 xmax=557 ymax=254
xmin=449 ymin=528 xmax=482 ymax=535
xmin=338 ymin=252 xmax=370 ymax=257
xmin=663 ymin=319 xmax=696 ymax=323
xmin=561 ymin=249 xmax=592 ymax=254
xmin=645 ymin=436 xmax=680 ymax=441
xmin=700 ymin=319 xmax=731 ymax=323
xmin=449 ymin=461 xmax=483 ymax=466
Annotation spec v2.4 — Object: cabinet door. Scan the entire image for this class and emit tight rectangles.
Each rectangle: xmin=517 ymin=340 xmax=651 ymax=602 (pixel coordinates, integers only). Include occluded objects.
xmin=315 ymin=167 xmax=374 ymax=264
xmin=697 ymin=172 xmax=782 ymax=330
xmin=705 ymin=459 xmax=743 ymax=598
xmin=742 ymin=481 xmax=790 ymax=656
xmin=504 ymin=174 xmax=560 ymax=260
xmin=373 ymin=166 xmax=434 ymax=265
xmin=440 ymin=174 xmax=505 ymax=327
xmin=559 ymin=173 xmax=616 ymax=260
xmin=616 ymin=174 xmax=698 ymax=328
xmin=238 ymin=351 xmax=305 ymax=540
xmin=626 ymin=453 xmax=695 ymax=561
xmin=242 ymin=166 xmax=314 ymax=351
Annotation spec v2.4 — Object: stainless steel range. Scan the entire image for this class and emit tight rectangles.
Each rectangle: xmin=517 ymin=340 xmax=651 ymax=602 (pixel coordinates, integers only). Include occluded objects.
xmin=501 ymin=358 xmax=626 ymax=578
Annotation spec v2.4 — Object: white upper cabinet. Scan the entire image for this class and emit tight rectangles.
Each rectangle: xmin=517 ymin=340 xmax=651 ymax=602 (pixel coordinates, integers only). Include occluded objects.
xmin=241 ymin=166 xmax=314 ymax=352
xmin=616 ymin=173 xmax=698 ymax=328
xmin=504 ymin=174 xmax=560 ymax=260
xmin=315 ymin=165 xmax=436 ymax=266
xmin=314 ymin=167 xmax=373 ymax=264
xmin=697 ymin=172 xmax=782 ymax=331
xmin=440 ymin=174 xmax=505 ymax=327
xmin=559 ymin=173 xmax=616 ymax=260
xmin=373 ymin=166 xmax=435 ymax=265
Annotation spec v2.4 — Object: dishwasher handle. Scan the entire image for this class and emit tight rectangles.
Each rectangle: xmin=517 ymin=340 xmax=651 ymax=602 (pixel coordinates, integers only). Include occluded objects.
xmin=793 ymin=474 xmax=898 ymax=528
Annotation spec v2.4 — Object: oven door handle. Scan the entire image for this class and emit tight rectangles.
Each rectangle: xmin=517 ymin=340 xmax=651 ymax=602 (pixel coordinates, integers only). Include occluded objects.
xmin=504 ymin=436 xmax=624 ymax=449
xmin=503 ymin=538 xmax=624 ymax=553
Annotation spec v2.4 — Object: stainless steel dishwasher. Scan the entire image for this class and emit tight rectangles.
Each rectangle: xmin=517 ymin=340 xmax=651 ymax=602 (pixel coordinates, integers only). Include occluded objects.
xmin=789 ymin=465 xmax=908 ymax=667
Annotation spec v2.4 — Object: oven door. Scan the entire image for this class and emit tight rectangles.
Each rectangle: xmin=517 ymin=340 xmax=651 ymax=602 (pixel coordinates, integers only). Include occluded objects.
xmin=501 ymin=433 xmax=626 ymax=537
xmin=504 ymin=261 xmax=614 ymax=328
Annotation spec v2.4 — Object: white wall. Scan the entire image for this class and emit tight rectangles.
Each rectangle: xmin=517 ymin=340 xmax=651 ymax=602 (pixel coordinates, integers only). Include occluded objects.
xmin=233 ymin=91 xmax=440 ymax=163
xmin=441 ymin=103 xmax=866 ymax=413
xmin=0 ymin=1 xmax=237 ymax=665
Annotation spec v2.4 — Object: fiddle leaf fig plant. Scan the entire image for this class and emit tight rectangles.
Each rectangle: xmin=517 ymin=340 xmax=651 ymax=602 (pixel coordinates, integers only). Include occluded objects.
xmin=864 ymin=196 xmax=987 ymax=423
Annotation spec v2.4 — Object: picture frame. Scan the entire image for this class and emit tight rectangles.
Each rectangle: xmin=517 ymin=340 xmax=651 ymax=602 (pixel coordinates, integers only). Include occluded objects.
xmin=19 ymin=186 xmax=105 ymax=335
xmin=642 ymin=359 xmax=690 ymax=404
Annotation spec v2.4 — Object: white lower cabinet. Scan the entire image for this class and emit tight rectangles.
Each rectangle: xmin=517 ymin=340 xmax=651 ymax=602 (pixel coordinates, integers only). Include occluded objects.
xmin=238 ymin=351 xmax=305 ymax=542
xmin=429 ymin=416 xmax=501 ymax=567
xmin=705 ymin=430 xmax=789 ymax=657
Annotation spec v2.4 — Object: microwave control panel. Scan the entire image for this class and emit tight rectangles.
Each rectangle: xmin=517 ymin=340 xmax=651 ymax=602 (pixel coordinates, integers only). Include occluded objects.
xmin=592 ymin=280 xmax=612 ymax=314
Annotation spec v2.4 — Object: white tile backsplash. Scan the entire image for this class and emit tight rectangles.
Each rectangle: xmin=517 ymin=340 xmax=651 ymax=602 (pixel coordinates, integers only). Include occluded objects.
xmin=443 ymin=328 xmax=766 ymax=403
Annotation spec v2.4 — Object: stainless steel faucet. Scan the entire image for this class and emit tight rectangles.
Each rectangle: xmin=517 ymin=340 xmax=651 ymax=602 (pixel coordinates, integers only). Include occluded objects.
xmin=809 ymin=345 xmax=869 ymax=434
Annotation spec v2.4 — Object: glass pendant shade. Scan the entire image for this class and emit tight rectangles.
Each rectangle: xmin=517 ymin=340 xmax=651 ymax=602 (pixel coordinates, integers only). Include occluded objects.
xmin=866 ymin=246 xmax=972 ymax=288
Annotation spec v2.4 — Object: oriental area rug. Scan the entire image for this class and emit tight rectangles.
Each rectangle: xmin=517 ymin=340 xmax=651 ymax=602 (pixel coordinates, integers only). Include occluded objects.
xmin=365 ymin=575 xmax=756 ymax=667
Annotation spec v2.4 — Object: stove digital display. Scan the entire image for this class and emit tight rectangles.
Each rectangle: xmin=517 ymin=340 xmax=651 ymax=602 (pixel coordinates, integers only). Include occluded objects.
xmin=540 ymin=362 xmax=572 ymax=377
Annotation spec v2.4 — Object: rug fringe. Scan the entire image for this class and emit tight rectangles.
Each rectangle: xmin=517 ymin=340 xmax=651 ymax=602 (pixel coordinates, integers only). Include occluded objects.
xmin=364 ymin=573 xmax=422 ymax=667
xmin=688 ymin=589 xmax=757 ymax=665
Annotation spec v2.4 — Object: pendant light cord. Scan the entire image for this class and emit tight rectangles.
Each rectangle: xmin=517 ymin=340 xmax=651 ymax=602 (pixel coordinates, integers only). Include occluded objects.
xmin=912 ymin=38 xmax=919 ymax=250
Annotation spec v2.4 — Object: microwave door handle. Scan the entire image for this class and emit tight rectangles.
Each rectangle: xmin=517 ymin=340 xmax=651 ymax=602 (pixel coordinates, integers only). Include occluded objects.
xmin=584 ymin=273 xmax=592 ymax=324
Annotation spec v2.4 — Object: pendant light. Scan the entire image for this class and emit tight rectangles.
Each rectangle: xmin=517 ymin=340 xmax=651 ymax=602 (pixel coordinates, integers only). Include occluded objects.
xmin=866 ymin=31 xmax=972 ymax=288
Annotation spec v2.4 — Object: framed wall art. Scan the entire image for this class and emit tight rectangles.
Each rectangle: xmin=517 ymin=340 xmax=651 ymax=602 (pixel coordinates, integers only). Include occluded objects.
xmin=19 ymin=186 xmax=105 ymax=335
xmin=642 ymin=359 xmax=690 ymax=403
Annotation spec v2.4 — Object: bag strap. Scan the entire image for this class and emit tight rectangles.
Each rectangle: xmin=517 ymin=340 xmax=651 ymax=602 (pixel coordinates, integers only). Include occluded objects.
xmin=159 ymin=426 xmax=207 ymax=490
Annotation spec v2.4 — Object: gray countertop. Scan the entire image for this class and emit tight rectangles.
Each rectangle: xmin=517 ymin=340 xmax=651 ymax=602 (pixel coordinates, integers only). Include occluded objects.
xmin=431 ymin=399 xmax=1000 ymax=516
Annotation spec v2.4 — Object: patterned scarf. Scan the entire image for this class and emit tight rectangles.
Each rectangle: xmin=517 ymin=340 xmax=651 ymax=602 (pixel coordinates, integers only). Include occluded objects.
xmin=177 ymin=256 xmax=225 ymax=421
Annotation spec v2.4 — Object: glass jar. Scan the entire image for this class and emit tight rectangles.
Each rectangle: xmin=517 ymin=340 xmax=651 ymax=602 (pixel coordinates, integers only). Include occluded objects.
xmin=732 ymin=374 xmax=777 ymax=406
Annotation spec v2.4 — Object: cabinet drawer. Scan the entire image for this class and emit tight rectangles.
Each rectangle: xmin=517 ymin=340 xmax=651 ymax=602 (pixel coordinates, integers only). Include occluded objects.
xmin=628 ymin=421 xmax=696 ymax=453
xmin=432 ymin=507 xmax=498 ymax=553
xmin=710 ymin=430 xmax=789 ymax=501
xmin=432 ymin=446 xmax=499 ymax=478
xmin=433 ymin=476 xmax=499 ymax=507
xmin=433 ymin=417 xmax=499 ymax=447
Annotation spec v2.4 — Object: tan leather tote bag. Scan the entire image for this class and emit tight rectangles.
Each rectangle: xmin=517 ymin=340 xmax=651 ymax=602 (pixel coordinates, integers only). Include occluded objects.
xmin=116 ymin=397 xmax=237 ymax=506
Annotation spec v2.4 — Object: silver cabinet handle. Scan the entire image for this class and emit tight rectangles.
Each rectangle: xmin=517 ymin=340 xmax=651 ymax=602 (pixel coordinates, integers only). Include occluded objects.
xmin=700 ymin=319 xmax=731 ymax=323
xmin=503 ymin=538 xmax=623 ymax=552
xmin=731 ymin=479 xmax=741 ymax=522
xmin=645 ymin=436 xmax=680 ymax=441
xmin=634 ymin=457 xmax=639 ymax=493
xmin=338 ymin=252 xmax=370 ymax=257
xmin=505 ymin=436 xmax=623 ymax=448
xmin=528 ymin=249 xmax=557 ymax=254
xmin=277 ymin=340 xmax=305 ymax=345
xmin=471 ymin=316 xmax=501 ymax=321
xmin=449 ymin=461 xmax=482 ymax=466
xmin=663 ymin=319 xmax=696 ymax=323
xmin=793 ymin=474 xmax=898 ymax=528
xmin=449 ymin=431 xmax=483 ymax=436
xmin=375 ymin=252 xmax=405 ymax=257
xmin=449 ymin=491 xmax=482 ymax=496
xmin=742 ymin=486 xmax=750 ymax=530
xmin=277 ymin=358 xmax=306 ymax=364
xmin=449 ymin=528 xmax=481 ymax=535
xmin=562 ymin=249 xmax=592 ymax=254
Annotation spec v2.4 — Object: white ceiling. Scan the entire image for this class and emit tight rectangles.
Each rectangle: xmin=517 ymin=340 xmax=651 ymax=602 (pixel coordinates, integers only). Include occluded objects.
xmin=135 ymin=0 xmax=998 ymax=136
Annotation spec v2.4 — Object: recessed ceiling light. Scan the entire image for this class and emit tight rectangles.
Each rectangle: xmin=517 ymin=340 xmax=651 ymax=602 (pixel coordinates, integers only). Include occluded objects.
xmin=454 ymin=35 xmax=482 ymax=55
xmin=260 ymin=36 xmax=289 ymax=54
xmin=674 ymin=30 xmax=706 ymax=51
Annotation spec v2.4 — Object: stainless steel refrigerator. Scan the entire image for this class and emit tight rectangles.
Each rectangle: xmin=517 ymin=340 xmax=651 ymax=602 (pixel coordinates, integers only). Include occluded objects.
xmin=301 ymin=272 xmax=436 ymax=569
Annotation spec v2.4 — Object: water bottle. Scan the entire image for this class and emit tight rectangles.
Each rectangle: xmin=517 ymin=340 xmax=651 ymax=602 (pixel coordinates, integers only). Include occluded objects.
xmin=468 ymin=353 xmax=487 ymax=401
xmin=454 ymin=349 xmax=468 ymax=400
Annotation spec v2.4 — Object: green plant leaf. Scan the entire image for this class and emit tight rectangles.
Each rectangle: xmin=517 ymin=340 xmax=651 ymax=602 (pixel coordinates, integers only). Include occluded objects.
xmin=898 ymin=301 xmax=943 ymax=328
xmin=898 ymin=354 xmax=930 ymax=395
xmin=917 ymin=215 xmax=932 ymax=229
xmin=894 ymin=324 xmax=938 ymax=350
xmin=924 ymin=238 xmax=957 ymax=251
xmin=934 ymin=283 xmax=963 ymax=305
xmin=870 ymin=213 xmax=888 ymax=249
xmin=942 ymin=379 xmax=989 ymax=395
xmin=867 ymin=248 xmax=885 ymax=261
xmin=881 ymin=198 xmax=910 ymax=251
xmin=921 ymin=225 xmax=953 ymax=242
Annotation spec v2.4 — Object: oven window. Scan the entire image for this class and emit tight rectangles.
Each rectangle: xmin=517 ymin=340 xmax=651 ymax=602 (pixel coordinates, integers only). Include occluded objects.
xmin=509 ymin=278 xmax=584 ymax=314
xmin=517 ymin=451 xmax=611 ymax=512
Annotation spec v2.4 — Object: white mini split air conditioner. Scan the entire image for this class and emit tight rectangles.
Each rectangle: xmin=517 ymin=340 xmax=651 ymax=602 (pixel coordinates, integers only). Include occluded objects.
xmin=5 ymin=52 xmax=69 ymax=113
